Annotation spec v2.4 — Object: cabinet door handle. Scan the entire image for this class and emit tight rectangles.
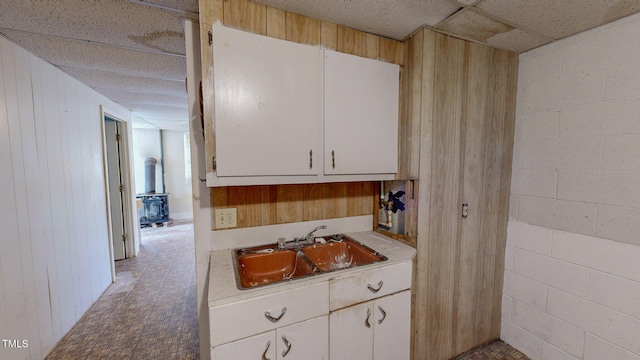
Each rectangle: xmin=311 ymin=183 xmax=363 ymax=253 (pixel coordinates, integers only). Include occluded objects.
xmin=377 ymin=305 xmax=387 ymax=324
xmin=264 ymin=307 xmax=287 ymax=322
xmin=281 ymin=334 xmax=292 ymax=357
xmin=262 ymin=340 xmax=271 ymax=360
xmin=365 ymin=308 xmax=372 ymax=328
xmin=331 ymin=150 xmax=335 ymax=169
xmin=367 ymin=280 xmax=383 ymax=293
xmin=309 ymin=149 xmax=313 ymax=170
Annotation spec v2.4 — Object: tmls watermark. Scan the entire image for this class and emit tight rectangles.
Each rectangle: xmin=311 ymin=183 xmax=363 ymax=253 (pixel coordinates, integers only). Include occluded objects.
xmin=2 ymin=339 xmax=29 ymax=349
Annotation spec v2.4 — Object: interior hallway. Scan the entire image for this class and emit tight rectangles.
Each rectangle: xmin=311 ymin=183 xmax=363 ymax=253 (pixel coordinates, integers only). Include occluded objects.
xmin=45 ymin=220 xmax=198 ymax=359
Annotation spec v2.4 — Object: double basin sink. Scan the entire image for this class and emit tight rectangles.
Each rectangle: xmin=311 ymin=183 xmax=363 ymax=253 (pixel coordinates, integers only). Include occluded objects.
xmin=233 ymin=234 xmax=387 ymax=289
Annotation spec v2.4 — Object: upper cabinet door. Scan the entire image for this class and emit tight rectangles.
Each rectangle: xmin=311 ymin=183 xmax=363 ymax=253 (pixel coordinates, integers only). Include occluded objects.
xmin=212 ymin=24 xmax=321 ymax=177
xmin=324 ymin=50 xmax=399 ymax=175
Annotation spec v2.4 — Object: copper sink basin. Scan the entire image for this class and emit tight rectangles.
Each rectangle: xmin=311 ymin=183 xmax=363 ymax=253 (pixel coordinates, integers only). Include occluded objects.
xmin=233 ymin=235 xmax=387 ymax=289
xmin=235 ymin=248 xmax=316 ymax=288
xmin=302 ymin=237 xmax=387 ymax=271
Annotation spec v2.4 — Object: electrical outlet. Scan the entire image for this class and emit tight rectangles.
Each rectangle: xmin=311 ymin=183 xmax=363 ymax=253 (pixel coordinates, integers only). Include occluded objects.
xmin=214 ymin=208 xmax=237 ymax=229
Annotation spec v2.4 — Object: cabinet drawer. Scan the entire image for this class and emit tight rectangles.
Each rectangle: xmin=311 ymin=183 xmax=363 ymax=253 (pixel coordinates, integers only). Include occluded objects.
xmin=210 ymin=282 xmax=329 ymax=346
xmin=329 ymin=261 xmax=411 ymax=311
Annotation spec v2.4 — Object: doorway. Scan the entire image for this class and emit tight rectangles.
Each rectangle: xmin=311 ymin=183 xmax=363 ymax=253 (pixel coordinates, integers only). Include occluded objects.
xmin=101 ymin=107 xmax=138 ymax=279
xmin=104 ymin=117 xmax=126 ymax=260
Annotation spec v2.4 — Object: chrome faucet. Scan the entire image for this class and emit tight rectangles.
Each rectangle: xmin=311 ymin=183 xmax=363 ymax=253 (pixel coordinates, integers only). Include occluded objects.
xmin=296 ymin=225 xmax=326 ymax=245
xmin=277 ymin=225 xmax=327 ymax=250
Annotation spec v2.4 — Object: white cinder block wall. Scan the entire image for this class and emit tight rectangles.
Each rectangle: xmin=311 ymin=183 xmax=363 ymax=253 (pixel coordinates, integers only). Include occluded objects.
xmin=0 ymin=36 xmax=130 ymax=359
xmin=504 ymin=11 xmax=640 ymax=360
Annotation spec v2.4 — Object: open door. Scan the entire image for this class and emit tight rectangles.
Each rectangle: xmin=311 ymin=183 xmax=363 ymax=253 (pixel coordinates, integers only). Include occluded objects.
xmin=105 ymin=118 xmax=126 ymax=260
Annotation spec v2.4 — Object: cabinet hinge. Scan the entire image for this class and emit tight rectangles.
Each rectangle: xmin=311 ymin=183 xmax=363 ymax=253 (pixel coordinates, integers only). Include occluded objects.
xmin=208 ymin=30 xmax=213 ymax=46
xmin=115 ymin=133 xmax=121 ymax=142
xmin=212 ymin=156 xmax=217 ymax=171
xmin=122 ymin=234 xmax=126 ymax=241
xmin=119 ymin=184 xmax=123 ymax=192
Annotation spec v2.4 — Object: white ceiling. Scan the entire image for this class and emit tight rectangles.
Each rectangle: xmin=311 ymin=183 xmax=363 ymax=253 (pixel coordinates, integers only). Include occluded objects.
xmin=2 ymin=0 xmax=640 ymax=132
xmin=0 ymin=0 xmax=196 ymax=132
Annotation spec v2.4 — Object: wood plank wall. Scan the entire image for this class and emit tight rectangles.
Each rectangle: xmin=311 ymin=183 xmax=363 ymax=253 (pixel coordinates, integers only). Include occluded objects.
xmin=199 ymin=0 xmax=404 ymax=230
xmin=410 ymin=29 xmax=518 ymax=360
xmin=0 ymin=35 xmax=121 ymax=358
xmin=209 ymin=183 xmax=376 ymax=228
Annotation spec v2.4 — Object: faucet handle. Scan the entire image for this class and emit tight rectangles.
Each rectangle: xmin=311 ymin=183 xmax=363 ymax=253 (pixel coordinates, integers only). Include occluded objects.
xmin=277 ymin=238 xmax=286 ymax=249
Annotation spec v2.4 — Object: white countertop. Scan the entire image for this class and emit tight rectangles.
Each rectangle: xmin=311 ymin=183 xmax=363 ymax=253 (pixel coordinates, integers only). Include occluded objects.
xmin=208 ymin=230 xmax=416 ymax=308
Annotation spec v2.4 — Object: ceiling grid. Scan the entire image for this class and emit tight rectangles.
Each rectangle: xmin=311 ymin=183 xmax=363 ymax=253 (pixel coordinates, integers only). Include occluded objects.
xmin=1 ymin=0 xmax=639 ymax=131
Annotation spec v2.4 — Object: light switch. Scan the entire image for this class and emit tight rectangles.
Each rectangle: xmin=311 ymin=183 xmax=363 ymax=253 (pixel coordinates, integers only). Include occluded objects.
xmin=215 ymin=208 xmax=237 ymax=229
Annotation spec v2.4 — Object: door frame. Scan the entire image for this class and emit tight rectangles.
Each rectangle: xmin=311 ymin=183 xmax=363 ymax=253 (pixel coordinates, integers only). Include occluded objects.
xmin=100 ymin=106 xmax=137 ymax=281
xmin=104 ymin=118 xmax=127 ymax=262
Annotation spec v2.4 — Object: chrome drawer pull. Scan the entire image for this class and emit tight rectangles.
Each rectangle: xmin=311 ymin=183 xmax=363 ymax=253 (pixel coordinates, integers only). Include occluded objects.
xmin=262 ymin=340 xmax=271 ymax=360
xmin=367 ymin=280 xmax=383 ymax=293
xmin=264 ymin=307 xmax=287 ymax=322
xmin=377 ymin=305 xmax=387 ymax=324
xmin=281 ymin=334 xmax=292 ymax=357
xmin=365 ymin=308 xmax=372 ymax=328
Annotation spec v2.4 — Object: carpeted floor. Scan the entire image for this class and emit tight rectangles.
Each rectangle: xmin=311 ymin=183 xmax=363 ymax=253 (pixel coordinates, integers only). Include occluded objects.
xmin=45 ymin=220 xmax=199 ymax=359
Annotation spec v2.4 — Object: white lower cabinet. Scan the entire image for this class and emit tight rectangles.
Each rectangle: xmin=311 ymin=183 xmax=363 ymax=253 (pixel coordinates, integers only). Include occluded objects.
xmin=212 ymin=315 xmax=329 ymax=360
xmin=209 ymin=257 xmax=413 ymax=360
xmin=371 ymin=291 xmax=411 ymax=360
xmin=211 ymin=331 xmax=275 ymax=359
xmin=329 ymin=301 xmax=373 ymax=359
xmin=329 ymin=290 xmax=411 ymax=360
xmin=277 ymin=316 xmax=328 ymax=360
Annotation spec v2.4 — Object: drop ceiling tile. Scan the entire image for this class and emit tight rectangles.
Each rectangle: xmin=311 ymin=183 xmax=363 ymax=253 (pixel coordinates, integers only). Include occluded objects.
xmin=96 ymin=88 xmax=187 ymax=110
xmin=253 ymin=0 xmax=461 ymax=40
xmin=130 ymin=105 xmax=189 ymax=121
xmin=435 ymin=8 xmax=513 ymax=43
xmin=0 ymin=30 xmax=186 ymax=80
xmin=138 ymin=0 xmax=199 ymax=14
xmin=143 ymin=119 xmax=189 ymax=132
xmin=486 ymin=28 xmax=552 ymax=53
xmin=476 ymin=0 xmax=640 ymax=39
xmin=451 ymin=0 xmax=481 ymax=5
xmin=0 ymin=0 xmax=187 ymax=55
xmin=60 ymin=67 xmax=186 ymax=96
xmin=131 ymin=117 xmax=160 ymax=129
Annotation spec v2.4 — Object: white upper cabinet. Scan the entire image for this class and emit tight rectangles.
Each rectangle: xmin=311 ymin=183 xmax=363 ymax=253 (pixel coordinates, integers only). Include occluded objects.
xmin=211 ymin=24 xmax=321 ymax=178
xmin=323 ymin=50 xmax=399 ymax=176
xmin=207 ymin=24 xmax=399 ymax=186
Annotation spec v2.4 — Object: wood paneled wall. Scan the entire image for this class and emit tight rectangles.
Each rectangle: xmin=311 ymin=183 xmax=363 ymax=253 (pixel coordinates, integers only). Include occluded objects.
xmin=408 ymin=29 xmax=518 ymax=359
xmin=209 ymin=183 xmax=376 ymax=228
xmin=199 ymin=0 xmax=404 ymax=230
xmin=0 ymin=35 xmax=126 ymax=358
xmin=199 ymin=2 xmax=517 ymax=359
